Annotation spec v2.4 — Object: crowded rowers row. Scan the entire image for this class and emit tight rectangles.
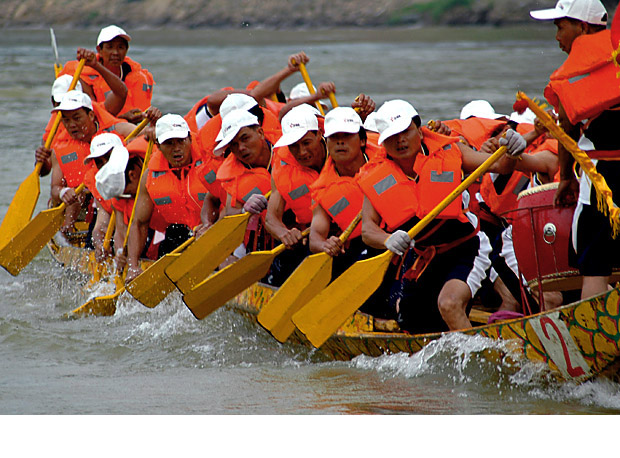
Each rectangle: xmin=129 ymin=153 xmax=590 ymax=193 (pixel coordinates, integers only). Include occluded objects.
xmin=35 ymin=24 xmax=563 ymax=334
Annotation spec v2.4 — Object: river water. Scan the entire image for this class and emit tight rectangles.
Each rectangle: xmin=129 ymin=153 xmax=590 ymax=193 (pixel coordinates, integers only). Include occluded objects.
xmin=1 ymin=26 xmax=620 ymax=421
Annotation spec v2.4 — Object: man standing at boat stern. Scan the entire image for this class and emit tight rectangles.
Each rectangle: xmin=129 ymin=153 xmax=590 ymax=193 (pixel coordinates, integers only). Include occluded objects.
xmin=531 ymin=0 xmax=620 ymax=299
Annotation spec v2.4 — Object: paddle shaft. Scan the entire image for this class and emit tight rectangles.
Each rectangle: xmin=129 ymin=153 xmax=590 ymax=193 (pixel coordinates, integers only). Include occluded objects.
xmin=292 ymin=60 xmax=325 ymax=116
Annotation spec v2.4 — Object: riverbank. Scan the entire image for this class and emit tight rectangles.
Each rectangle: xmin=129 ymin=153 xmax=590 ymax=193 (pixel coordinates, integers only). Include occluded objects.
xmin=2 ymin=0 xmax=617 ymax=28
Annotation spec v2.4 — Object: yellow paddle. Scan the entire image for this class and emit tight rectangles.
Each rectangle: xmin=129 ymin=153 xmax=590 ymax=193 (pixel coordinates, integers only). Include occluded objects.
xmin=125 ymin=236 xmax=195 ymax=308
xmin=294 ymin=61 xmax=327 ymax=116
xmin=0 ymin=58 xmax=86 ymax=249
xmin=70 ymin=139 xmax=155 ymax=317
xmin=88 ymin=211 xmax=117 ymax=285
xmin=164 ymin=191 xmax=272 ymax=295
xmin=292 ymin=146 xmax=509 ymax=349
xmin=0 ymin=184 xmax=86 ymax=276
xmin=183 ymin=228 xmax=311 ymax=320
xmin=257 ymin=212 xmax=361 ymax=343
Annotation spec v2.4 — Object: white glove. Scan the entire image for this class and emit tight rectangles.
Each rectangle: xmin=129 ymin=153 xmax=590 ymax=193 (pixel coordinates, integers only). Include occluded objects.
xmin=499 ymin=129 xmax=526 ymax=157
xmin=384 ymin=230 xmax=413 ymax=256
xmin=243 ymin=193 xmax=268 ymax=215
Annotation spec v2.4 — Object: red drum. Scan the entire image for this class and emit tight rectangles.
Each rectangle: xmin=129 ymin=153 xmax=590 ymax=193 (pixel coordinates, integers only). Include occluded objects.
xmin=508 ymin=183 xmax=580 ymax=291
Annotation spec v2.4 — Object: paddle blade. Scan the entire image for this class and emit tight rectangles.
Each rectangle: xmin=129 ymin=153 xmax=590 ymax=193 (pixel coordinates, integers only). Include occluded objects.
xmin=258 ymin=252 xmax=333 ymax=343
xmin=0 ymin=205 xmax=65 ymax=276
xmin=292 ymin=251 xmax=393 ymax=348
xmin=125 ymin=254 xmax=181 ymax=308
xmin=183 ymin=250 xmax=277 ymax=320
xmin=69 ymin=289 xmax=122 ymax=317
xmin=165 ymin=213 xmax=249 ymax=294
xmin=0 ymin=167 xmax=41 ymax=249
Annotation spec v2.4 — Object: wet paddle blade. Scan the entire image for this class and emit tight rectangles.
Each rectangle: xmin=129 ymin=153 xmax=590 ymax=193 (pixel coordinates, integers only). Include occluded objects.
xmin=69 ymin=288 xmax=123 ymax=317
xmin=0 ymin=165 xmax=41 ymax=249
xmin=125 ymin=253 xmax=181 ymax=308
xmin=0 ymin=204 xmax=65 ymax=276
xmin=165 ymin=213 xmax=250 ymax=294
xmin=292 ymin=251 xmax=393 ymax=348
xmin=183 ymin=250 xmax=279 ymax=320
xmin=258 ymin=252 xmax=333 ymax=343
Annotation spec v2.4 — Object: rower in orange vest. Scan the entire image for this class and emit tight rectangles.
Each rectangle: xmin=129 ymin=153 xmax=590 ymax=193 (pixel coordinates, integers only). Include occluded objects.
xmin=359 ymin=99 xmax=525 ymax=334
xmin=125 ymin=114 xmax=207 ymax=283
xmin=60 ymin=25 xmax=154 ymax=124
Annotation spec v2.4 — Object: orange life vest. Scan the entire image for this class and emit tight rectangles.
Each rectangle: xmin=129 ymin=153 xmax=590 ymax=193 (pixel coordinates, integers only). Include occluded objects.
xmin=53 ymin=102 xmax=124 ymax=188
xmin=61 ymin=56 xmax=154 ymax=114
xmin=544 ymin=29 xmax=620 ymax=125
xmin=145 ymin=136 xmax=207 ymax=229
xmin=413 ymin=128 xmax=466 ymax=221
xmin=216 ymin=151 xmax=272 ymax=207
xmin=184 ymin=94 xmax=211 ymax=133
xmin=83 ymin=166 xmax=113 ymax=214
xmin=443 ymin=117 xmax=507 ymax=151
xmin=264 ymin=99 xmax=286 ymax=119
xmin=310 ymin=156 xmax=365 ymax=239
xmin=42 ymin=114 xmax=71 ymax=149
xmin=271 ymin=146 xmax=321 ymax=225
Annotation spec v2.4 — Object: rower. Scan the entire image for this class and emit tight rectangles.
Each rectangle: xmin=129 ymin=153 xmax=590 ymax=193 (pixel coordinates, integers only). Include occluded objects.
xmin=60 ymin=25 xmax=155 ymax=123
xmin=207 ymin=109 xmax=275 ymax=270
xmin=36 ymin=91 xmax=137 ymax=245
xmin=309 ymin=107 xmax=384 ymax=294
xmin=125 ymin=114 xmax=207 ymax=282
xmin=530 ymin=0 xmax=620 ymax=300
xmin=358 ymin=99 xmax=525 ymax=334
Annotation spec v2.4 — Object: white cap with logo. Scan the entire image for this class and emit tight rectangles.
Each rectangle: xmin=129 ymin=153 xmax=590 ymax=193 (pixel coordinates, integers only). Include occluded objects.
xmin=215 ymin=109 xmax=260 ymax=151
xmin=375 ymin=100 xmax=419 ymax=145
xmin=215 ymin=93 xmax=259 ymax=142
xmin=51 ymin=90 xmax=93 ymax=112
xmin=156 ymin=114 xmax=190 ymax=144
xmin=85 ymin=132 xmax=124 ymax=163
xmin=97 ymin=25 xmax=132 ymax=47
xmin=324 ymin=107 xmax=363 ymax=138
xmin=51 ymin=75 xmax=83 ymax=103
xmin=274 ymin=105 xmax=319 ymax=148
xmin=95 ymin=146 xmax=130 ymax=201
xmin=530 ymin=0 xmax=607 ymax=25
xmin=460 ymin=100 xmax=505 ymax=120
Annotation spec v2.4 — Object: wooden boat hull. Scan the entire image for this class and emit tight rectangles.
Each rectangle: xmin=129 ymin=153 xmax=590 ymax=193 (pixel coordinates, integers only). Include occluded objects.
xmin=231 ymin=281 xmax=620 ymax=383
xmin=47 ymin=237 xmax=620 ymax=383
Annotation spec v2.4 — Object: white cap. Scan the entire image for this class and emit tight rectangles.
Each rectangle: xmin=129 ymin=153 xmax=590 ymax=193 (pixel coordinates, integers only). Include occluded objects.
xmin=459 ymin=100 xmax=505 ymax=120
xmin=215 ymin=93 xmax=259 ymax=142
xmin=509 ymin=108 xmax=537 ymax=125
xmin=215 ymin=109 xmax=260 ymax=150
xmin=363 ymin=112 xmax=379 ymax=133
xmin=96 ymin=25 xmax=131 ymax=47
xmin=530 ymin=0 xmax=607 ymax=25
xmin=51 ymin=75 xmax=83 ymax=103
xmin=156 ymin=114 xmax=190 ymax=144
xmin=274 ymin=105 xmax=319 ymax=148
xmin=324 ymin=107 xmax=362 ymax=138
xmin=375 ymin=100 xmax=419 ymax=145
xmin=85 ymin=132 xmax=124 ymax=163
xmin=290 ymin=82 xmax=313 ymax=100
xmin=95 ymin=145 xmax=130 ymax=201
xmin=51 ymin=90 xmax=93 ymax=112
xmin=220 ymin=93 xmax=258 ymax=120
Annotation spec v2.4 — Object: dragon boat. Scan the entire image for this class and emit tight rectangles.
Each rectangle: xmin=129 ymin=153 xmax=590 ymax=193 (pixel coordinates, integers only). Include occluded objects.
xmin=46 ymin=185 xmax=620 ymax=385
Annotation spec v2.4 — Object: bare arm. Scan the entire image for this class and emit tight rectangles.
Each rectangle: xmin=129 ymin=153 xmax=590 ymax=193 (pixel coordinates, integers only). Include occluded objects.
xmin=361 ymin=196 xmax=391 ymax=250
xmin=265 ymin=182 xmax=303 ymax=248
xmin=249 ymin=51 xmax=310 ymax=106
xmin=126 ymin=171 xmax=153 ymax=280
xmin=77 ymin=47 xmax=127 ymax=116
xmin=309 ymin=203 xmax=343 ymax=256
